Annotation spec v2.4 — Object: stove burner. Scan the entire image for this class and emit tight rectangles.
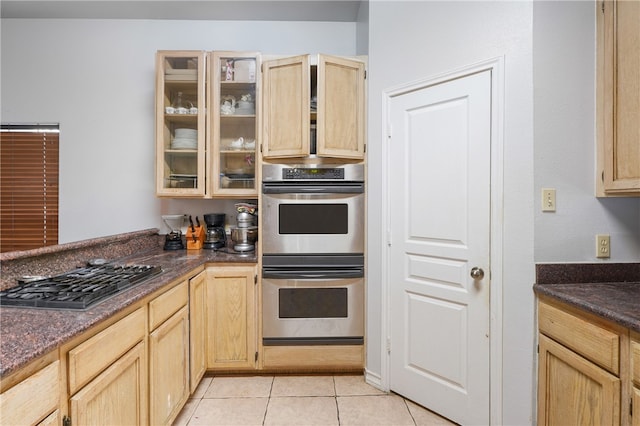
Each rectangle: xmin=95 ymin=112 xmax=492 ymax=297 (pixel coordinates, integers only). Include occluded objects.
xmin=0 ymin=263 xmax=162 ymax=310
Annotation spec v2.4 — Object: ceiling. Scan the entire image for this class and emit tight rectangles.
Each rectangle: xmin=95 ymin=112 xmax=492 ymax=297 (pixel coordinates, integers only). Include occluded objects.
xmin=1 ymin=0 xmax=364 ymax=21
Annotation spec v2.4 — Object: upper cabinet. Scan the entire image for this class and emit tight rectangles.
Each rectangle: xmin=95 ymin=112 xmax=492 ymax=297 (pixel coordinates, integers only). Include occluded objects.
xmin=596 ymin=0 xmax=640 ymax=196
xmin=155 ymin=51 xmax=207 ymax=197
xmin=155 ymin=50 xmax=260 ymax=198
xmin=262 ymin=54 xmax=366 ymax=160
xmin=209 ymin=52 xmax=260 ymax=197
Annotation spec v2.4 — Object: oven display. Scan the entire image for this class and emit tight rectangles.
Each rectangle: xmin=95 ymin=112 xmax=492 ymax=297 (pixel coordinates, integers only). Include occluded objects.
xmin=279 ymin=288 xmax=348 ymax=318
xmin=279 ymin=204 xmax=348 ymax=234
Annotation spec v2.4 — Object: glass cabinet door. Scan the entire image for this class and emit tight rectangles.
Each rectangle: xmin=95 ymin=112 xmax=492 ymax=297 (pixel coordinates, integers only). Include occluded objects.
xmin=155 ymin=51 xmax=206 ymax=196
xmin=210 ymin=52 xmax=260 ymax=197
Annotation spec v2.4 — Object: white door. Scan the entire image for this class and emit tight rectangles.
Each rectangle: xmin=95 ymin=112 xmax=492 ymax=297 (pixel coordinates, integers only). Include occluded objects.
xmin=388 ymin=70 xmax=492 ymax=425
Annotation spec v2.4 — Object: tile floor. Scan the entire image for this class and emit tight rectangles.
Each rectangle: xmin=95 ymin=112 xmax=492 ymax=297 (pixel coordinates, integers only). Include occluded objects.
xmin=173 ymin=374 xmax=457 ymax=426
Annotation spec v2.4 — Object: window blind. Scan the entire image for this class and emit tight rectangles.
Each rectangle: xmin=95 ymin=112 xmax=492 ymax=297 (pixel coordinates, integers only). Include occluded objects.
xmin=0 ymin=125 xmax=59 ymax=253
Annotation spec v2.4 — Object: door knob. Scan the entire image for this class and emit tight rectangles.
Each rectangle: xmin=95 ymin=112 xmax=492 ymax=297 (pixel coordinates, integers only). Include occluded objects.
xmin=470 ymin=267 xmax=485 ymax=280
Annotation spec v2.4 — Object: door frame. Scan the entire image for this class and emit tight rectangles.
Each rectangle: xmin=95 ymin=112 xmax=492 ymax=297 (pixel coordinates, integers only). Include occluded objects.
xmin=378 ymin=56 xmax=505 ymax=425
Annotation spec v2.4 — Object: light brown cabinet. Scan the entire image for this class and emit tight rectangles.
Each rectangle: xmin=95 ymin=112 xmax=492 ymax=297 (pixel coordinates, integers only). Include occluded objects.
xmin=210 ymin=51 xmax=261 ymax=197
xmin=148 ymin=281 xmax=190 ymax=426
xmin=156 ymin=50 xmax=260 ymax=198
xmin=596 ymin=0 xmax=640 ymax=196
xmin=68 ymin=308 xmax=148 ymax=425
xmin=206 ymin=265 xmax=257 ymax=370
xmin=155 ymin=51 xmax=207 ymax=197
xmin=0 ymin=356 xmax=60 ymax=425
xmin=189 ymin=270 xmax=207 ymax=393
xmin=632 ymin=332 xmax=640 ymax=426
xmin=537 ymin=298 xmax=640 ymax=426
xmin=262 ymin=54 xmax=366 ymax=160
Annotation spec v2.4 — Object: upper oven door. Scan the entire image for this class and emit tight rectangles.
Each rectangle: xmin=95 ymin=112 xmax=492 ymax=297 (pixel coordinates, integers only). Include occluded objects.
xmin=262 ymin=182 xmax=365 ymax=255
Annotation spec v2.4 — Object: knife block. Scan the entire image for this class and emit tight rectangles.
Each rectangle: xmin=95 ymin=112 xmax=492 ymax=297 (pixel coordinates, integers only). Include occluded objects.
xmin=186 ymin=226 xmax=205 ymax=250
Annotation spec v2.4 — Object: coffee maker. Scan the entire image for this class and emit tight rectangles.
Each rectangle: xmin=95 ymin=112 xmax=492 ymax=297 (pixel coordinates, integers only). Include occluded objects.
xmin=162 ymin=214 xmax=185 ymax=250
xmin=203 ymin=213 xmax=226 ymax=249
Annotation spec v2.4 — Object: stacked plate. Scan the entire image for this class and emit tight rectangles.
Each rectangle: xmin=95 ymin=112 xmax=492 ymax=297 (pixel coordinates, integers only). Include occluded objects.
xmin=171 ymin=128 xmax=197 ymax=149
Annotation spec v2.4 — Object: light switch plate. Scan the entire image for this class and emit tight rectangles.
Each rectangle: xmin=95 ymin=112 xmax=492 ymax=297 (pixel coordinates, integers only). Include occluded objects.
xmin=541 ymin=188 xmax=556 ymax=212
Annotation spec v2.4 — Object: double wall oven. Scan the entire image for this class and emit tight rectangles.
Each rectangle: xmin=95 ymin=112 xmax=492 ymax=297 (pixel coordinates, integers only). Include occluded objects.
xmin=261 ymin=163 xmax=365 ymax=346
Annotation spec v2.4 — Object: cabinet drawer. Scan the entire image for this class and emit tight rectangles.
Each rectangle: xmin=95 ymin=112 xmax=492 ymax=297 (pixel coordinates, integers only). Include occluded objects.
xmin=149 ymin=280 xmax=188 ymax=330
xmin=538 ymin=301 xmax=620 ymax=375
xmin=0 ymin=360 xmax=59 ymax=425
xmin=68 ymin=307 xmax=145 ymax=394
xmin=632 ymin=337 xmax=640 ymax=386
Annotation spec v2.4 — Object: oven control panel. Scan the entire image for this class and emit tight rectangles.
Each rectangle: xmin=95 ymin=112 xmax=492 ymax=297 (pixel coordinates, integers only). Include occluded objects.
xmin=262 ymin=164 xmax=364 ymax=182
xmin=282 ymin=168 xmax=344 ymax=180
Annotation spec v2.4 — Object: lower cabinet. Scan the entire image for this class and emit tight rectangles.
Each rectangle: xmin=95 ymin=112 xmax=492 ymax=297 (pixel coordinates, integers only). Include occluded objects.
xmin=0 ymin=355 xmax=60 ymax=425
xmin=632 ymin=332 xmax=640 ymax=426
xmin=537 ymin=297 xmax=636 ymax=426
xmin=189 ymin=271 xmax=207 ymax=393
xmin=149 ymin=281 xmax=190 ymax=426
xmin=70 ymin=341 xmax=147 ymax=425
xmin=206 ymin=265 xmax=257 ymax=370
xmin=67 ymin=307 xmax=148 ymax=425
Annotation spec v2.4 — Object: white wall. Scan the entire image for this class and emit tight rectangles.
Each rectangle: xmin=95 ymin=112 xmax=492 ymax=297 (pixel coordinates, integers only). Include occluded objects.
xmin=533 ymin=1 xmax=640 ymax=263
xmin=1 ymin=19 xmax=357 ymax=243
xmin=367 ymin=2 xmax=535 ymax=424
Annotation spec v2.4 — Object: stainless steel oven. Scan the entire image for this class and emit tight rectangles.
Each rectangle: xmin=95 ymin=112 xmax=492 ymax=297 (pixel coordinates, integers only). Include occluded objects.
xmin=261 ymin=163 xmax=365 ymax=255
xmin=262 ymin=254 xmax=364 ymax=345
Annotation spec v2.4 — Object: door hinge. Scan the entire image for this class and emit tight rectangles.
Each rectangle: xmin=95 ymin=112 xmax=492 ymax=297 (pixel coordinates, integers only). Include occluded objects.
xmin=364 ymin=70 xmax=367 ymax=79
xmin=387 ymin=230 xmax=392 ymax=247
xmin=254 ymin=274 xmax=258 ymax=285
xmin=255 ymin=351 xmax=259 ymax=362
xmin=260 ymin=143 xmax=263 ymax=153
xmin=631 ymin=398 xmax=633 ymax=416
xmin=601 ymin=1 xmax=605 ymax=13
xmin=63 ymin=415 xmax=72 ymax=426
xmin=386 ymin=337 xmax=391 ymax=354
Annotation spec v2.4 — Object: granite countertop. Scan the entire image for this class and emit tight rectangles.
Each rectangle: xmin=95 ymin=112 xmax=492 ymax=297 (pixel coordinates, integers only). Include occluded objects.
xmin=533 ymin=263 xmax=640 ymax=333
xmin=0 ymin=229 xmax=257 ymax=378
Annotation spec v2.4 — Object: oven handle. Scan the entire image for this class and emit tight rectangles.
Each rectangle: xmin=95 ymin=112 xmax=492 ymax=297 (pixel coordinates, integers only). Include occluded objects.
xmin=262 ymin=183 xmax=364 ymax=194
xmin=262 ymin=269 xmax=364 ymax=280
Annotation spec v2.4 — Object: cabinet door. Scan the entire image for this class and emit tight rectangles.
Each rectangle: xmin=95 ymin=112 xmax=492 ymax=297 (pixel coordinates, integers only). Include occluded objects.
xmin=189 ymin=271 xmax=207 ymax=393
xmin=206 ymin=266 xmax=256 ymax=369
xmin=156 ymin=51 xmax=207 ymax=197
xmin=149 ymin=305 xmax=190 ymax=426
xmin=0 ymin=359 xmax=59 ymax=426
xmin=210 ymin=51 xmax=260 ymax=197
xmin=538 ymin=333 xmax=620 ymax=426
xmin=70 ymin=341 xmax=147 ymax=426
xmin=262 ymin=55 xmax=310 ymax=158
xmin=597 ymin=0 xmax=640 ymax=196
xmin=316 ymin=54 xmax=366 ymax=160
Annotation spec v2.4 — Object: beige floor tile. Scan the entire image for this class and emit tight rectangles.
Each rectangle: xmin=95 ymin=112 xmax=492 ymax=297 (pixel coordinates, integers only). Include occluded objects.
xmin=334 ymin=375 xmax=386 ymax=396
xmin=172 ymin=398 xmax=200 ymax=426
xmin=337 ymin=394 xmax=415 ymax=426
xmin=264 ymin=396 xmax=339 ymax=425
xmin=204 ymin=375 xmax=274 ymax=398
xmin=191 ymin=376 xmax=212 ymax=399
xmin=187 ymin=397 xmax=268 ymax=426
xmin=405 ymin=399 xmax=457 ymax=425
xmin=271 ymin=375 xmax=336 ymax=397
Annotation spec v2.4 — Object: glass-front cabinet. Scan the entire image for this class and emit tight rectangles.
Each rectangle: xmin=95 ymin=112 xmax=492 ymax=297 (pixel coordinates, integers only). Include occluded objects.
xmin=155 ymin=51 xmax=206 ymax=196
xmin=209 ymin=52 xmax=260 ymax=197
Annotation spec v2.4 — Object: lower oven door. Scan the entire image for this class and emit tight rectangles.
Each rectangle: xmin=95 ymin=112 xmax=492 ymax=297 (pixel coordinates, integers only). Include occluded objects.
xmin=262 ymin=268 xmax=364 ymax=346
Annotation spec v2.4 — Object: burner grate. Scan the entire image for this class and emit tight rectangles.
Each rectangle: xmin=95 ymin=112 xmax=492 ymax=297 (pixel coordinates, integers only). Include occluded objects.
xmin=0 ymin=264 xmax=162 ymax=310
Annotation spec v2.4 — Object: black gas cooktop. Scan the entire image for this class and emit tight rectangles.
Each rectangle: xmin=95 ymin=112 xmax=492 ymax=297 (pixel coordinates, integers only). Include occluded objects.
xmin=0 ymin=263 xmax=162 ymax=310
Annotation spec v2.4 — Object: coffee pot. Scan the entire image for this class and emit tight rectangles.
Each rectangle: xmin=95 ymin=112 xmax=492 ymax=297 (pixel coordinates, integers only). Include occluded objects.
xmin=203 ymin=213 xmax=226 ymax=249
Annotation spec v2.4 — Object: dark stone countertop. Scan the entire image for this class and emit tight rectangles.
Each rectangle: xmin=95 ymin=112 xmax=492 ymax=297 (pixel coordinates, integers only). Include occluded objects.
xmin=533 ymin=263 xmax=640 ymax=333
xmin=0 ymin=230 xmax=257 ymax=378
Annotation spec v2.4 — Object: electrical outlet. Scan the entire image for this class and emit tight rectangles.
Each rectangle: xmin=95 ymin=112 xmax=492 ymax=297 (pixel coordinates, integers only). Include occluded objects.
xmin=541 ymin=188 xmax=556 ymax=212
xmin=596 ymin=234 xmax=610 ymax=258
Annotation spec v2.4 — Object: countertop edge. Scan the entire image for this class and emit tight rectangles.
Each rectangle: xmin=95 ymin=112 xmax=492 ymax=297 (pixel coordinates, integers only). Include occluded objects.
xmin=533 ymin=283 xmax=640 ymax=333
